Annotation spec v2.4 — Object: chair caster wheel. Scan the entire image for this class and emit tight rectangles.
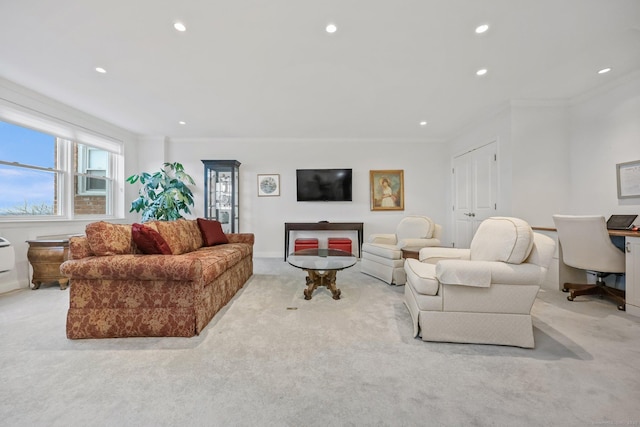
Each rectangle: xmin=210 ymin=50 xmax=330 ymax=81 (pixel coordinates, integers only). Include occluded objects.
xmin=562 ymin=288 xmax=569 ymax=293
xmin=618 ymin=305 xmax=626 ymax=311
xmin=567 ymin=295 xmax=574 ymax=301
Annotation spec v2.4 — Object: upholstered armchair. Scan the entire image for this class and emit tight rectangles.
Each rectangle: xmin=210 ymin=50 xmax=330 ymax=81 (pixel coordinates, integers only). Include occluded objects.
xmin=361 ymin=216 xmax=442 ymax=285
xmin=403 ymin=217 xmax=555 ymax=348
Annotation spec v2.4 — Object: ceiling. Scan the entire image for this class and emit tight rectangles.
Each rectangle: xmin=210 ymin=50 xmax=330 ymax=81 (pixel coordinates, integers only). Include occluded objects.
xmin=1 ymin=0 xmax=639 ymax=140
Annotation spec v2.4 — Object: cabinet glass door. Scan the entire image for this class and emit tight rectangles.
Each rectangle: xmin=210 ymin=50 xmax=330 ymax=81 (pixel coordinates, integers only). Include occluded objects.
xmin=202 ymin=160 xmax=240 ymax=233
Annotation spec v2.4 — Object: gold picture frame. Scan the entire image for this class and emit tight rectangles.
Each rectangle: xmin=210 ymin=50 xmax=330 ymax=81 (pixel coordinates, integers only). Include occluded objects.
xmin=370 ymin=170 xmax=404 ymax=211
xmin=257 ymin=174 xmax=280 ymax=197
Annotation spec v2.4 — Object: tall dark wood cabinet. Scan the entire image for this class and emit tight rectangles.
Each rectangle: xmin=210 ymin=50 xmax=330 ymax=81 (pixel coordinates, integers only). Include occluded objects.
xmin=202 ymin=160 xmax=240 ymax=233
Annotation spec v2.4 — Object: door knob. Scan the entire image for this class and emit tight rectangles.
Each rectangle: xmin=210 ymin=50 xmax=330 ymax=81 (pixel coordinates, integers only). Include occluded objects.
xmin=627 ymin=242 xmax=631 ymax=253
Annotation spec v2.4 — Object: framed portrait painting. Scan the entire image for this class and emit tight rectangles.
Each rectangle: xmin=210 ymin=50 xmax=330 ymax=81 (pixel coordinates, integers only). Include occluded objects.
xmin=257 ymin=174 xmax=280 ymax=197
xmin=370 ymin=170 xmax=404 ymax=211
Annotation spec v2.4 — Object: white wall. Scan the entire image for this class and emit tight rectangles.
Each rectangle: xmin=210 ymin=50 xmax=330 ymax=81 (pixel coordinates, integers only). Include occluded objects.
xmin=510 ymin=101 xmax=570 ymax=226
xmin=567 ymin=71 xmax=640 ymax=215
xmin=167 ymin=138 xmax=451 ymax=257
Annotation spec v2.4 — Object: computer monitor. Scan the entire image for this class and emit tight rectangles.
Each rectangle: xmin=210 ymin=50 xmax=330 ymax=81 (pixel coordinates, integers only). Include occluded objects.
xmin=606 ymin=214 xmax=638 ymax=230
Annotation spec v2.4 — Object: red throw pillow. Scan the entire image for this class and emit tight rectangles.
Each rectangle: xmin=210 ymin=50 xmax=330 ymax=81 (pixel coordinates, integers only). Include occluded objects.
xmin=132 ymin=223 xmax=172 ymax=255
xmin=197 ymin=218 xmax=229 ymax=246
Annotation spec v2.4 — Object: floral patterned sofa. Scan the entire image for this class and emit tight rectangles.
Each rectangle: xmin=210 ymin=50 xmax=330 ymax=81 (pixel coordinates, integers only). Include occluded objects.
xmin=60 ymin=218 xmax=254 ymax=339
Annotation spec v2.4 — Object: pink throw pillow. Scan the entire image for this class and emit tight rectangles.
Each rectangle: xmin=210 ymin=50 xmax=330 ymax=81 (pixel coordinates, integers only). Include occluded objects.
xmin=197 ymin=218 xmax=229 ymax=246
xmin=132 ymin=223 xmax=172 ymax=255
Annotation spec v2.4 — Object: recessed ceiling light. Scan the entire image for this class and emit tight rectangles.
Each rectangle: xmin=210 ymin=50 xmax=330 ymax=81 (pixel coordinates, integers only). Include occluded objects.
xmin=419 ymin=121 xmax=428 ymax=126
xmin=476 ymin=68 xmax=488 ymax=76
xmin=325 ymin=23 xmax=337 ymax=34
xmin=95 ymin=67 xmax=107 ymax=74
xmin=475 ymin=24 xmax=489 ymax=34
xmin=174 ymin=22 xmax=186 ymax=32
xmin=179 ymin=121 xmax=186 ymax=125
xmin=598 ymin=67 xmax=612 ymax=74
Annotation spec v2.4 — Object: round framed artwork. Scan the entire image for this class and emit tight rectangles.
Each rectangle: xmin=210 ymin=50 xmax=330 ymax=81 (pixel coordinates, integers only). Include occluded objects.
xmin=258 ymin=174 xmax=280 ymax=197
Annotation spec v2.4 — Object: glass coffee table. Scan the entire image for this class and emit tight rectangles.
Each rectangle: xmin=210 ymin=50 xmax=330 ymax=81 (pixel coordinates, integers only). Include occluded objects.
xmin=287 ymin=248 xmax=357 ymax=300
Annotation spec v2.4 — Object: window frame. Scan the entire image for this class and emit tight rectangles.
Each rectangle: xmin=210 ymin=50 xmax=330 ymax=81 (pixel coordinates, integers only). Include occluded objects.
xmin=0 ymin=117 xmax=123 ymax=222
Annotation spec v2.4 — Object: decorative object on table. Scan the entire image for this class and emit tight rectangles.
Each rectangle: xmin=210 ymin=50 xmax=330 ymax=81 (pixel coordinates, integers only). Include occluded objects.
xmin=258 ymin=174 xmax=280 ymax=197
xmin=370 ymin=170 xmax=404 ymax=211
xmin=126 ymin=162 xmax=195 ymax=222
xmin=616 ymin=159 xmax=640 ymax=199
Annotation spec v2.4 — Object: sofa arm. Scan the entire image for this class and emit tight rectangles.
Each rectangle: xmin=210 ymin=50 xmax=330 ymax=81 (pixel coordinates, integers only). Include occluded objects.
xmin=419 ymin=247 xmax=470 ymax=264
xmin=226 ymin=233 xmax=254 ymax=245
xmin=60 ymin=254 xmax=201 ymax=281
xmin=368 ymin=234 xmax=397 ymax=245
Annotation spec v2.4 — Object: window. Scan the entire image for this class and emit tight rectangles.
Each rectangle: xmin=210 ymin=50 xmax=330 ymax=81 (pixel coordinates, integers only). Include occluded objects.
xmin=0 ymin=119 xmax=121 ymax=220
xmin=77 ymin=144 xmax=108 ymax=195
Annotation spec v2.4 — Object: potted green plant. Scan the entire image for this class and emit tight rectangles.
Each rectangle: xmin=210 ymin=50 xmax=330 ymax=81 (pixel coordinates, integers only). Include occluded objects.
xmin=126 ymin=162 xmax=196 ymax=222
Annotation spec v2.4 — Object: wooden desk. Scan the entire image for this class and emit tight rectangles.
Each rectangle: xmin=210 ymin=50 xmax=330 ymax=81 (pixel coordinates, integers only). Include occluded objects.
xmin=532 ymin=226 xmax=640 ymax=239
xmin=26 ymin=239 xmax=70 ymax=290
xmin=284 ymin=222 xmax=364 ymax=261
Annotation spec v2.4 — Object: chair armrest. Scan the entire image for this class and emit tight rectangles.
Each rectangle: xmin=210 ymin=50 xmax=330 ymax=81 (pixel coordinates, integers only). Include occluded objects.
xmin=368 ymin=234 xmax=397 ymax=245
xmin=436 ymin=260 xmax=493 ymax=287
xmin=419 ymin=247 xmax=470 ymax=264
xmin=436 ymin=259 xmax=547 ymax=287
xmin=397 ymin=238 xmax=441 ymax=249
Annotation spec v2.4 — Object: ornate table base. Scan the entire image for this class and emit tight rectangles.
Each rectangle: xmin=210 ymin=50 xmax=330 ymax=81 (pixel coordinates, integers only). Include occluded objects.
xmin=303 ymin=270 xmax=341 ymax=300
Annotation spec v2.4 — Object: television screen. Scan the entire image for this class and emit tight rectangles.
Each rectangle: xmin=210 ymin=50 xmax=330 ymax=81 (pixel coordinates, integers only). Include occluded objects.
xmin=296 ymin=169 xmax=353 ymax=202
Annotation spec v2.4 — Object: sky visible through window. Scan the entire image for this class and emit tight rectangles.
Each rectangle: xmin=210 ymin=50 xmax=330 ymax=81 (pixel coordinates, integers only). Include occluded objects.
xmin=0 ymin=121 xmax=56 ymax=212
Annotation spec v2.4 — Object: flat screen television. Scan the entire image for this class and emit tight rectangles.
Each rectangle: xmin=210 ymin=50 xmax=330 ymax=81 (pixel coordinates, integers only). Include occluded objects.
xmin=296 ymin=168 xmax=353 ymax=202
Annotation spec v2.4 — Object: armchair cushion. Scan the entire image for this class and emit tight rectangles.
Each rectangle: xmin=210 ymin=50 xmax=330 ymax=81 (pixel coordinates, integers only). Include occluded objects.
xmin=396 ymin=216 xmax=434 ymax=240
xmin=470 ymin=217 xmax=534 ymax=264
xmin=361 ymin=243 xmax=402 ymax=260
xmin=404 ymin=259 xmax=439 ymax=295
xmin=367 ymin=234 xmax=397 ymax=245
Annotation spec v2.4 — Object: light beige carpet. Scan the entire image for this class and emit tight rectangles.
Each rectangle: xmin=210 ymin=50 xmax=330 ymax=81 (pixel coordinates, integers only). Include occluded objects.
xmin=1 ymin=258 xmax=640 ymax=426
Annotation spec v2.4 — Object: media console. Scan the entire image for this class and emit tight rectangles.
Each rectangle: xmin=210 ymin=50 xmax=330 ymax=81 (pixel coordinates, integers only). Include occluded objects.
xmin=284 ymin=222 xmax=364 ymax=261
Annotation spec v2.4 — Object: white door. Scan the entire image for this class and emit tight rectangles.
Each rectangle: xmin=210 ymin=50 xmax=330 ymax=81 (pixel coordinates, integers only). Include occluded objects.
xmin=453 ymin=142 xmax=498 ymax=248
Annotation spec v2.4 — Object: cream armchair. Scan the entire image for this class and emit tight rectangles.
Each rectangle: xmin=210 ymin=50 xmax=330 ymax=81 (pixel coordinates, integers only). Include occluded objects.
xmin=361 ymin=216 xmax=442 ymax=285
xmin=403 ymin=217 xmax=555 ymax=348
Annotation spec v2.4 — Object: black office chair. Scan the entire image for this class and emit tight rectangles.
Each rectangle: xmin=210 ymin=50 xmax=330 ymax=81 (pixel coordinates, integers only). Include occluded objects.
xmin=553 ymin=215 xmax=626 ymax=310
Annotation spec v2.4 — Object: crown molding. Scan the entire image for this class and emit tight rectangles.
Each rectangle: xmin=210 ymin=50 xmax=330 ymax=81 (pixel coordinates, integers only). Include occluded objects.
xmin=569 ymin=68 xmax=640 ymax=106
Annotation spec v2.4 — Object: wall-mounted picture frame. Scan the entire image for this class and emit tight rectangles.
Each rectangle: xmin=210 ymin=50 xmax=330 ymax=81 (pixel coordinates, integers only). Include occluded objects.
xmin=370 ymin=170 xmax=404 ymax=211
xmin=257 ymin=174 xmax=280 ymax=197
xmin=617 ymin=160 xmax=640 ymax=199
